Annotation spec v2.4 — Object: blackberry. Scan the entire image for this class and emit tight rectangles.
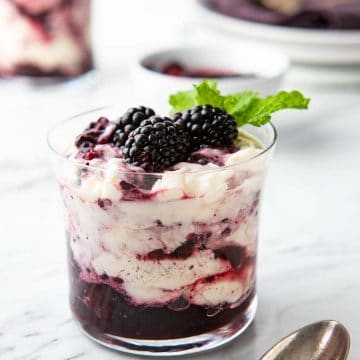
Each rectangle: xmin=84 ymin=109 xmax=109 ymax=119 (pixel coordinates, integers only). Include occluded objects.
xmin=122 ymin=116 xmax=191 ymax=171
xmin=172 ymin=105 xmax=238 ymax=149
xmin=112 ymin=106 xmax=155 ymax=147
xmin=75 ymin=117 xmax=116 ymax=150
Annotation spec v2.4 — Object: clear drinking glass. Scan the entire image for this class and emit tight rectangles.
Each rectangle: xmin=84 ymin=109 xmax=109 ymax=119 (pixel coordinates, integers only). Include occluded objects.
xmin=0 ymin=0 xmax=93 ymax=80
xmin=48 ymin=106 xmax=276 ymax=356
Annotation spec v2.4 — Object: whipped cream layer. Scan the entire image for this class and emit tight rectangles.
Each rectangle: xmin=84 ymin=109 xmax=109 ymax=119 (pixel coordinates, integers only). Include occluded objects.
xmin=60 ymin=138 xmax=266 ymax=306
xmin=0 ymin=0 xmax=92 ymax=77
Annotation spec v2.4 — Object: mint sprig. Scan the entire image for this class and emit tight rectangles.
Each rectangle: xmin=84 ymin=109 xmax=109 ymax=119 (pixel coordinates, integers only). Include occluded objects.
xmin=169 ymin=80 xmax=310 ymax=127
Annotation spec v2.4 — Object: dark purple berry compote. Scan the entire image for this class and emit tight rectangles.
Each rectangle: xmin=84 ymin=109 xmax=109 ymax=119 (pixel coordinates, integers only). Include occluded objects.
xmin=0 ymin=0 xmax=93 ymax=78
xmin=145 ymin=61 xmax=255 ymax=79
xmin=57 ymin=103 xmax=267 ymax=354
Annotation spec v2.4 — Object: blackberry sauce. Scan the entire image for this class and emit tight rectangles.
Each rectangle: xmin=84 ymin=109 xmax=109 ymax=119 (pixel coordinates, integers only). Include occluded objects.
xmin=68 ymin=241 xmax=256 ymax=340
xmin=145 ymin=61 xmax=255 ymax=79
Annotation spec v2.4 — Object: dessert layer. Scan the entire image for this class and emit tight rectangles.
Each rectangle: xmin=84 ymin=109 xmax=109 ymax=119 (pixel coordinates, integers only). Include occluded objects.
xmin=60 ymin=135 xmax=265 ymax=307
xmin=0 ymin=0 xmax=93 ymax=77
xmin=69 ymin=251 xmax=256 ymax=339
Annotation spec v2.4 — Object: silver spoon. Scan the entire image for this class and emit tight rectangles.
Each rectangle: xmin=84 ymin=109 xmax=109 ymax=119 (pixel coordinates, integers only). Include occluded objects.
xmin=259 ymin=320 xmax=350 ymax=360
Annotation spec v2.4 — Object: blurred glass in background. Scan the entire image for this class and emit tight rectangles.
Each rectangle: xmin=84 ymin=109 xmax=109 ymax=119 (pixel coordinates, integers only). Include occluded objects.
xmin=0 ymin=0 xmax=93 ymax=80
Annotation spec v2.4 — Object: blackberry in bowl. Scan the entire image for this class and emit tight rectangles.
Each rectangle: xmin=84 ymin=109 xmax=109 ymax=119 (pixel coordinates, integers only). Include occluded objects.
xmin=48 ymin=81 xmax=309 ymax=356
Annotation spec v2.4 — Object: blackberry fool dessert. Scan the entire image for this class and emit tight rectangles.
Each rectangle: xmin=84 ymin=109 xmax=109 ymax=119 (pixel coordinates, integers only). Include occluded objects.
xmin=0 ymin=0 xmax=93 ymax=78
xmin=49 ymin=81 xmax=309 ymax=355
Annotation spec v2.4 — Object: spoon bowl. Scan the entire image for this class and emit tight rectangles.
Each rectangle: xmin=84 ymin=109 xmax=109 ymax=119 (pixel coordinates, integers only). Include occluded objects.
xmin=260 ymin=320 xmax=350 ymax=360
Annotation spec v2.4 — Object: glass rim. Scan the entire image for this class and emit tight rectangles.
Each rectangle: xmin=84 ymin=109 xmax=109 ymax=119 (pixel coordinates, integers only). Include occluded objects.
xmin=47 ymin=105 xmax=277 ymax=176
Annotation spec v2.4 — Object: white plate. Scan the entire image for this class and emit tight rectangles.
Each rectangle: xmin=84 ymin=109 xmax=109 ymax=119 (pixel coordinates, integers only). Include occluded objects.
xmin=195 ymin=0 xmax=360 ymax=65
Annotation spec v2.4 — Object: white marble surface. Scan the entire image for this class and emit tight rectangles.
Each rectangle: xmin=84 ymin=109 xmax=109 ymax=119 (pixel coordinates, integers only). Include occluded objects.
xmin=1 ymin=1 xmax=360 ymax=359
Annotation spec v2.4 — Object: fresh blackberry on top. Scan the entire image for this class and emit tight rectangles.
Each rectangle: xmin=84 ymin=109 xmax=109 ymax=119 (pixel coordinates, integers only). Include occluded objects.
xmin=73 ymin=80 xmax=310 ymax=171
xmin=172 ymin=105 xmax=238 ymax=150
xmin=112 ymin=106 xmax=155 ymax=147
xmin=169 ymin=80 xmax=310 ymax=153
xmin=122 ymin=116 xmax=191 ymax=172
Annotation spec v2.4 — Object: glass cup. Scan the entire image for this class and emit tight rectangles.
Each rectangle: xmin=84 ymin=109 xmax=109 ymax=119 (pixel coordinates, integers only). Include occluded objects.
xmin=0 ymin=0 xmax=93 ymax=80
xmin=48 ymin=106 xmax=276 ymax=356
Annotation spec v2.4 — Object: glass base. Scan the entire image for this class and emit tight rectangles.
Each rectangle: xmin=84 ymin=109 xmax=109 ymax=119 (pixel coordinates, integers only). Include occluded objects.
xmin=77 ymin=296 xmax=257 ymax=357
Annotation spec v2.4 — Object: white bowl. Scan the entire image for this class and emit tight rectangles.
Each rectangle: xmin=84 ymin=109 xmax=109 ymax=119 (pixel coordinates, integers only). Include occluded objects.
xmin=133 ymin=45 xmax=289 ymax=97
xmin=195 ymin=0 xmax=360 ymax=65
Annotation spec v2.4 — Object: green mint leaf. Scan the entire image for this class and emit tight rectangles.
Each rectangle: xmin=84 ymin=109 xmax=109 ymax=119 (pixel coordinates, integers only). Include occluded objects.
xmin=169 ymin=80 xmax=224 ymax=113
xmin=237 ymin=91 xmax=310 ymax=127
xmin=169 ymin=80 xmax=310 ymax=127
xmin=194 ymin=80 xmax=224 ymax=108
xmin=169 ymin=89 xmax=197 ymax=113
xmin=223 ymin=91 xmax=258 ymax=119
